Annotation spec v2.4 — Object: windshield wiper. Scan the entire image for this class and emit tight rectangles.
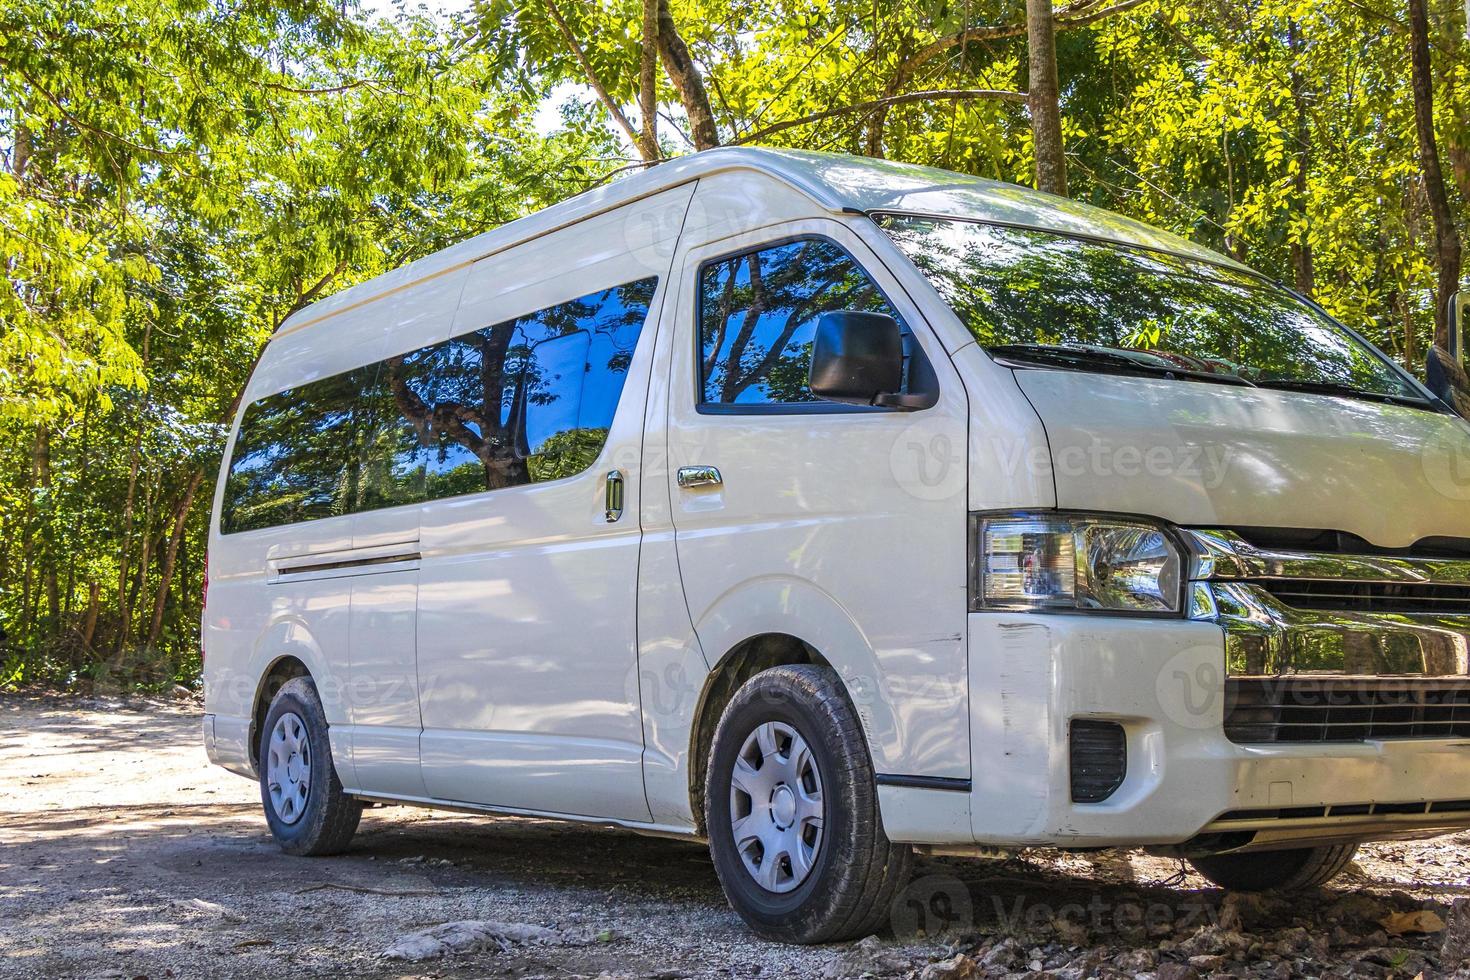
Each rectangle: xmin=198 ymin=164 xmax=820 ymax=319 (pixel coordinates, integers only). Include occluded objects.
xmin=988 ymin=344 xmax=1257 ymax=387
xmin=1252 ymin=378 xmax=1431 ymax=408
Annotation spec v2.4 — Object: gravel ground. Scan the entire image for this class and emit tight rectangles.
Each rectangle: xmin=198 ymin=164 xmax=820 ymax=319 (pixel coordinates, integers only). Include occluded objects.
xmin=2 ymin=694 xmax=1469 ymax=979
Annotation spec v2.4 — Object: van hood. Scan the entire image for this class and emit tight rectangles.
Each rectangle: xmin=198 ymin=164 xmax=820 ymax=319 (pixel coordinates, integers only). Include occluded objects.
xmin=1013 ymin=370 xmax=1470 ymax=548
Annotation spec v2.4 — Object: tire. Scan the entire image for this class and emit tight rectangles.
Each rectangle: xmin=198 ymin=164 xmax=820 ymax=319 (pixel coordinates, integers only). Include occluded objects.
xmin=258 ymin=676 xmax=363 ymax=856
xmin=1189 ymin=843 xmax=1358 ymax=892
xmin=705 ymin=665 xmax=913 ymax=943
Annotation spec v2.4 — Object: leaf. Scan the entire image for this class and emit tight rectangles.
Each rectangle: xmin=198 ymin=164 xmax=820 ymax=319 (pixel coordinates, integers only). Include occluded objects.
xmin=1379 ymin=910 xmax=1447 ymax=935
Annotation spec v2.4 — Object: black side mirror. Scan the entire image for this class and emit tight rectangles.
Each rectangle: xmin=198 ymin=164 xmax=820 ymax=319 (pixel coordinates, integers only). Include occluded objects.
xmin=808 ymin=311 xmax=904 ymax=407
xmin=1427 ymin=345 xmax=1470 ymax=419
xmin=1427 ymin=290 xmax=1470 ymax=418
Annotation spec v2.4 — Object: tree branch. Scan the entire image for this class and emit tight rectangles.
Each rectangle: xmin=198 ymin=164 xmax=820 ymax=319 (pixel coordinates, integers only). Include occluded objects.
xmin=638 ymin=0 xmax=660 ymax=160
xmin=731 ymin=88 xmax=1027 ymax=146
xmin=655 ymin=0 xmax=720 ymax=149
xmin=896 ymin=0 xmax=1151 ymax=78
xmin=544 ymin=0 xmax=654 ymax=161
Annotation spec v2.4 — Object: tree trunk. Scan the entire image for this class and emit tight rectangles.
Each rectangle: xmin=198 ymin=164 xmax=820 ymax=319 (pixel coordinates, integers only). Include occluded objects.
xmin=1408 ymin=0 xmax=1463 ymax=348
xmin=639 ymin=0 xmax=660 ymax=160
xmin=1287 ymin=19 xmax=1315 ymax=296
xmin=655 ymin=0 xmax=720 ymax=150
xmin=79 ymin=582 xmax=100 ymax=654
xmin=1027 ymin=0 xmax=1068 ymax=196
xmin=34 ymin=424 xmax=60 ymax=630
xmin=114 ymin=432 xmax=142 ymax=653
xmin=148 ymin=471 xmax=203 ymax=648
xmin=12 ymin=114 xmax=29 ymax=180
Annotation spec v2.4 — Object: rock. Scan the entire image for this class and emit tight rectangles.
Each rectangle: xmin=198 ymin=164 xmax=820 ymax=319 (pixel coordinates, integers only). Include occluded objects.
xmin=1444 ymin=898 xmax=1470 ymax=966
xmin=1051 ymin=915 xmax=1089 ymax=946
xmin=1272 ymin=925 xmax=1325 ymax=957
xmin=1186 ymin=954 xmax=1225 ymax=971
xmin=823 ymin=936 xmax=912 ymax=977
xmin=170 ymin=684 xmax=193 ymax=699
xmin=1216 ymin=892 xmax=1267 ymax=932
xmin=1155 ymin=963 xmax=1201 ymax=980
xmin=1176 ymin=925 xmax=1250 ymax=959
xmin=380 ymin=920 xmax=594 ymax=962
xmin=918 ymin=954 xmax=980 ymax=980
xmin=980 ymin=938 xmax=1025 ymax=971
xmin=1113 ymin=949 xmax=1158 ymax=973
xmin=1378 ymin=910 xmax=1446 ymax=936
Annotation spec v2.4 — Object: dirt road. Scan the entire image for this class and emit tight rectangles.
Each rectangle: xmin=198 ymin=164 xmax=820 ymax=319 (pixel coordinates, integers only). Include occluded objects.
xmin=3 ymin=694 xmax=1469 ymax=979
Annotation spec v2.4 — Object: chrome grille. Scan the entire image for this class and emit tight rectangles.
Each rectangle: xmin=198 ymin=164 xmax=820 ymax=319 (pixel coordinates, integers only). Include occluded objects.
xmin=1258 ymin=579 xmax=1470 ymax=614
xmin=1185 ymin=529 xmax=1470 ymax=677
xmin=1224 ymin=677 xmax=1470 ymax=743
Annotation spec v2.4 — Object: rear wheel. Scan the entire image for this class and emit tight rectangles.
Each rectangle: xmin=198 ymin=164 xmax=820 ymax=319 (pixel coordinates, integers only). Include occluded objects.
xmin=1189 ymin=843 xmax=1358 ymax=892
xmin=258 ymin=676 xmax=362 ymax=856
xmin=705 ymin=665 xmax=912 ymax=943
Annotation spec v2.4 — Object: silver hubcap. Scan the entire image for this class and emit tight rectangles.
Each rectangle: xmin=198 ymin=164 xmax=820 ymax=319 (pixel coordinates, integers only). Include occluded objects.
xmin=729 ymin=721 xmax=824 ymax=893
xmin=266 ymin=712 xmax=311 ymax=825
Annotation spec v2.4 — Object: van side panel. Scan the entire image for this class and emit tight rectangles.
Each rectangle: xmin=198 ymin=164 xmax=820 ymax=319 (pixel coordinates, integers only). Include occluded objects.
xmin=414 ymin=185 xmax=694 ymax=822
xmin=202 ymin=266 xmax=471 ymax=782
xmin=663 ymin=189 xmax=974 ymax=789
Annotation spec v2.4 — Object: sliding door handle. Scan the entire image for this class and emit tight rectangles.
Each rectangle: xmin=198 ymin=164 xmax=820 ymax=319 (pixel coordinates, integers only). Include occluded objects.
xmin=677 ymin=465 xmax=722 ymax=489
xmin=605 ymin=469 xmax=625 ymax=522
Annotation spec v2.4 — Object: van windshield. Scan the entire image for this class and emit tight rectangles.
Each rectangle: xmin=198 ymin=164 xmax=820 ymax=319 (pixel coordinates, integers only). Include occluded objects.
xmin=876 ymin=213 xmax=1426 ymax=406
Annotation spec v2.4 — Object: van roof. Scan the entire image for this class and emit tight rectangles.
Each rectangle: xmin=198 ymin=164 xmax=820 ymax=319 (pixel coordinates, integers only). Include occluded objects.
xmin=278 ymin=147 xmax=1247 ymax=334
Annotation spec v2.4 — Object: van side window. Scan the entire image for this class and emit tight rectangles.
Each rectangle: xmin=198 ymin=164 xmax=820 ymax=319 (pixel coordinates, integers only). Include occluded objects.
xmin=698 ymin=238 xmax=904 ymax=407
xmin=221 ymin=277 xmax=658 ymax=534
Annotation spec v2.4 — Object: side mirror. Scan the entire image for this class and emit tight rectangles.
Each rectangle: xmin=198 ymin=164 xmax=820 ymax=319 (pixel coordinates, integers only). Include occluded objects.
xmin=1427 ymin=289 xmax=1470 ymax=418
xmin=808 ymin=311 xmax=904 ymax=407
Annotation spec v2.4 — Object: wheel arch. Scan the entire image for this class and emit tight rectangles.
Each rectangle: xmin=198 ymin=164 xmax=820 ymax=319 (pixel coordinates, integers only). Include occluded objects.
xmin=687 ymin=631 xmax=885 ymax=838
xmin=248 ymin=654 xmax=316 ymax=769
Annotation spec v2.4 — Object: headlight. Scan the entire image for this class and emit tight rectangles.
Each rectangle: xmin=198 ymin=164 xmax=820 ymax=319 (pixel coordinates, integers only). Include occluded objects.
xmin=976 ymin=513 xmax=1182 ymax=614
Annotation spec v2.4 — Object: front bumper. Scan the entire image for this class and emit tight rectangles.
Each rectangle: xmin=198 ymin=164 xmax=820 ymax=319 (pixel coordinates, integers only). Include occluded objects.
xmin=877 ymin=613 xmax=1470 ymax=850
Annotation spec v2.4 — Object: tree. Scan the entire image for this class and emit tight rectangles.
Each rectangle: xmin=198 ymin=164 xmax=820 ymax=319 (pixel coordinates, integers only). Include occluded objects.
xmin=1409 ymin=0 xmax=1463 ymax=347
xmin=1028 ymin=0 xmax=1068 ymax=195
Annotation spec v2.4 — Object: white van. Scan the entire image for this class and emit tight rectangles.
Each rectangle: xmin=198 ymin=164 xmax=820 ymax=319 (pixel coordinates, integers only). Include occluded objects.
xmin=203 ymin=147 xmax=1470 ymax=942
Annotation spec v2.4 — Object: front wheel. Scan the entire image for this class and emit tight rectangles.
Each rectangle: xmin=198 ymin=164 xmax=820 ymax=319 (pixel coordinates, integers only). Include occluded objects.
xmin=1189 ymin=843 xmax=1358 ymax=892
xmin=705 ymin=665 xmax=912 ymax=943
xmin=258 ymin=676 xmax=363 ymax=856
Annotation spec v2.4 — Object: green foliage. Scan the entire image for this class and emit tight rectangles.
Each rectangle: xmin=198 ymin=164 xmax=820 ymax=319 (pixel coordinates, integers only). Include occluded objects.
xmin=0 ymin=0 xmax=617 ymax=689
xmin=2 ymin=0 xmax=1466 ymax=690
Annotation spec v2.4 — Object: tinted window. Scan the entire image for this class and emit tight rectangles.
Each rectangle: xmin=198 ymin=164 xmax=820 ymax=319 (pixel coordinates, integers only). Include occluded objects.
xmin=221 ymin=277 xmax=657 ymax=534
xmin=698 ymin=238 xmax=904 ymax=406
xmin=878 ymin=215 xmax=1418 ymax=400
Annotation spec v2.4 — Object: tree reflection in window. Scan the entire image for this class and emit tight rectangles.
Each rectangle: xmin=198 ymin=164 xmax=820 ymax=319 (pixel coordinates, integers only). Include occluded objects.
xmin=878 ymin=214 xmax=1415 ymax=398
xmin=221 ymin=277 xmax=657 ymax=534
xmin=699 ymin=238 xmax=903 ymax=405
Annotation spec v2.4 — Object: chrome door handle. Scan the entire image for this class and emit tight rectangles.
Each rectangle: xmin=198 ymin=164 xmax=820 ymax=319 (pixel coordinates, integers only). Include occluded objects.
xmin=677 ymin=465 xmax=722 ymax=489
xmin=605 ymin=469 xmax=625 ymax=522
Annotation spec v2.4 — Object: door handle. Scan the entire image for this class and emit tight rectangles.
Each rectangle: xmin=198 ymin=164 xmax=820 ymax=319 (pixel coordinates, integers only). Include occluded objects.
xmin=677 ymin=465 xmax=722 ymax=489
xmin=605 ymin=469 xmax=625 ymax=522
